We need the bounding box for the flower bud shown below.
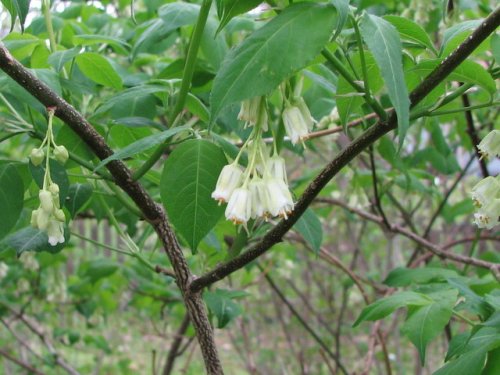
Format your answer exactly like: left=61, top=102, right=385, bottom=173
left=39, top=190, right=54, bottom=213
left=30, top=148, right=45, bottom=166
left=54, top=145, right=69, bottom=164
left=36, top=209, right=50, bottom=230
left=54, top=208, right=66, bottom=222
left=31, top=209, right=40, bottom=228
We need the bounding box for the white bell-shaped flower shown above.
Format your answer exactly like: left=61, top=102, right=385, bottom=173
left=473, top=199, right=500, bottom=229
left=212, top=164, right=243, bottom=205
left=294, top=97, right=315, bottom=131
left=249, top=177, right=272, bottom=219
left=268, top=154, right=288, bottom=184
left=283, top=105, right=309, bottom=145
left=238, top=97, right=261, bottom=125
left=225, top=187, right=252, bottom=224
left=266, top=178, right=294, bottom=219
left=47, top=219, right=65, bottom=246
left=478, top=130, right=500, bottom=159
left=471, top=176, right=500, bottom=207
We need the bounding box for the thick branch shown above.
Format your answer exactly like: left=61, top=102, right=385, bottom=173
left=190, top=7, right=500, bottom=293
left=0, top=46, right=223, bottom=374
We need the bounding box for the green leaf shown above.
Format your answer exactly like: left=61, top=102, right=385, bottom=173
left=329, top=0, right=350, bottom=38
left=0, top=164, right=24, bottom=240
left=13, top=0, right=30, bottom=31
left=353, top=291, right=432, bottom=327
left=4, top=227, right=68, bottom=255
left=75, top=52, right=122, bottom=89
left=383, top=15, right=436, bottom=53
left=160, top=139, right=228, bottom=251
left=446, top=278, right=495, bottom=319
left=336, top=50, right=383, bottom=126
left=483, top=348, right=500, bottom=375
left=384, top=267, right=458, bottom=287
left=204, top=289, right=244, bottom=328
left=72, top=34, right=131, bottom=53
left=210, top=2, right=337, bottom=122
left=402, top=289, right=457, bottom=364
left=1, top=0, right=17, bottom=31
left=294, top=209, right=323, bottom=254
left=410, top=59, right=495, bottom=96
left=441, top=20, right=482, bottom=55
left=216, top=0, right=261, bottom=34
left=94, top=126, right=190, bottom=171
left=360, top=13, right=410, bottom=147
left=29, top=159, right=69, bottom=207
left=82, top=259, right=119, bottom=283
left=94, top=85, right=167, bottom=116
left=47, top=48, right=81, bottom=72
left=65, top=183, right=93, bottom=218
left=433, top=349, right=487, bottom=375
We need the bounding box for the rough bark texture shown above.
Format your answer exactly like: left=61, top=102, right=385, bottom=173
left=0, top=45, right=223, bottom=375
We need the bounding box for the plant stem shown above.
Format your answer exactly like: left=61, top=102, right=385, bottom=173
left=42, top=0, right=57, bottom=53
left=134, top=0, right=213, bottom=180
left=321, top=49, right=388, bottom=120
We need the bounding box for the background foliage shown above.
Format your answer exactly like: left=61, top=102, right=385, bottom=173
left=0, top=0, right=499, bottom=374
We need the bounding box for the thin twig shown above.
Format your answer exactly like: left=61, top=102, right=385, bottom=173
left=162, top=314, right=191, bottom=375
left=0, top=348, right=45, bottom=375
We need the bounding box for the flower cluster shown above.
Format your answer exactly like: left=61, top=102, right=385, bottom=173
left=471, top=130, right=500, bottom=230
left=29, top=108, right=68, bottom=246
left=31, top=183, right=66, bottom=245
left=212, top=96, right=298, bottom=226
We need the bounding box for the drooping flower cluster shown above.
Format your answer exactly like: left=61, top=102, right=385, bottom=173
left=29, top=108, right=68, bottom=246
left=471, top=130, right=500, bottom=230
left=212, top=96, right=296, bottom=226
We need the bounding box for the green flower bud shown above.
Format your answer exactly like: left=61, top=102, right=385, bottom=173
left=49, top=183, right=60, bottom=208
left=36, top=209, right=50, bottom=230
left=53, top=145, right=69, bottom=164
left=54, top=208, right=66, bottom=222
left=30, top=148, right=45, bottom=166
left=30, top=209, right=40, bottom=228
left=39, top=190, right=54, bottom=213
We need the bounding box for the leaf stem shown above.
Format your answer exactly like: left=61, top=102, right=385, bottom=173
left=321, top=49, right=387, bottom=120
left=452, top=310, right=476, bottom=326
left=42, top=0, right=58, bottom=53
left=134, top=0, right=213, bottom=180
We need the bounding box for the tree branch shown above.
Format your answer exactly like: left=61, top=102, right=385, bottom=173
left=318, top=197, right=500, bottom=280
left=0, top=348, right=45, bottom=375
left=189, top=7, right=500, bottom=293
left=0, top=46, right=223, bottom=375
